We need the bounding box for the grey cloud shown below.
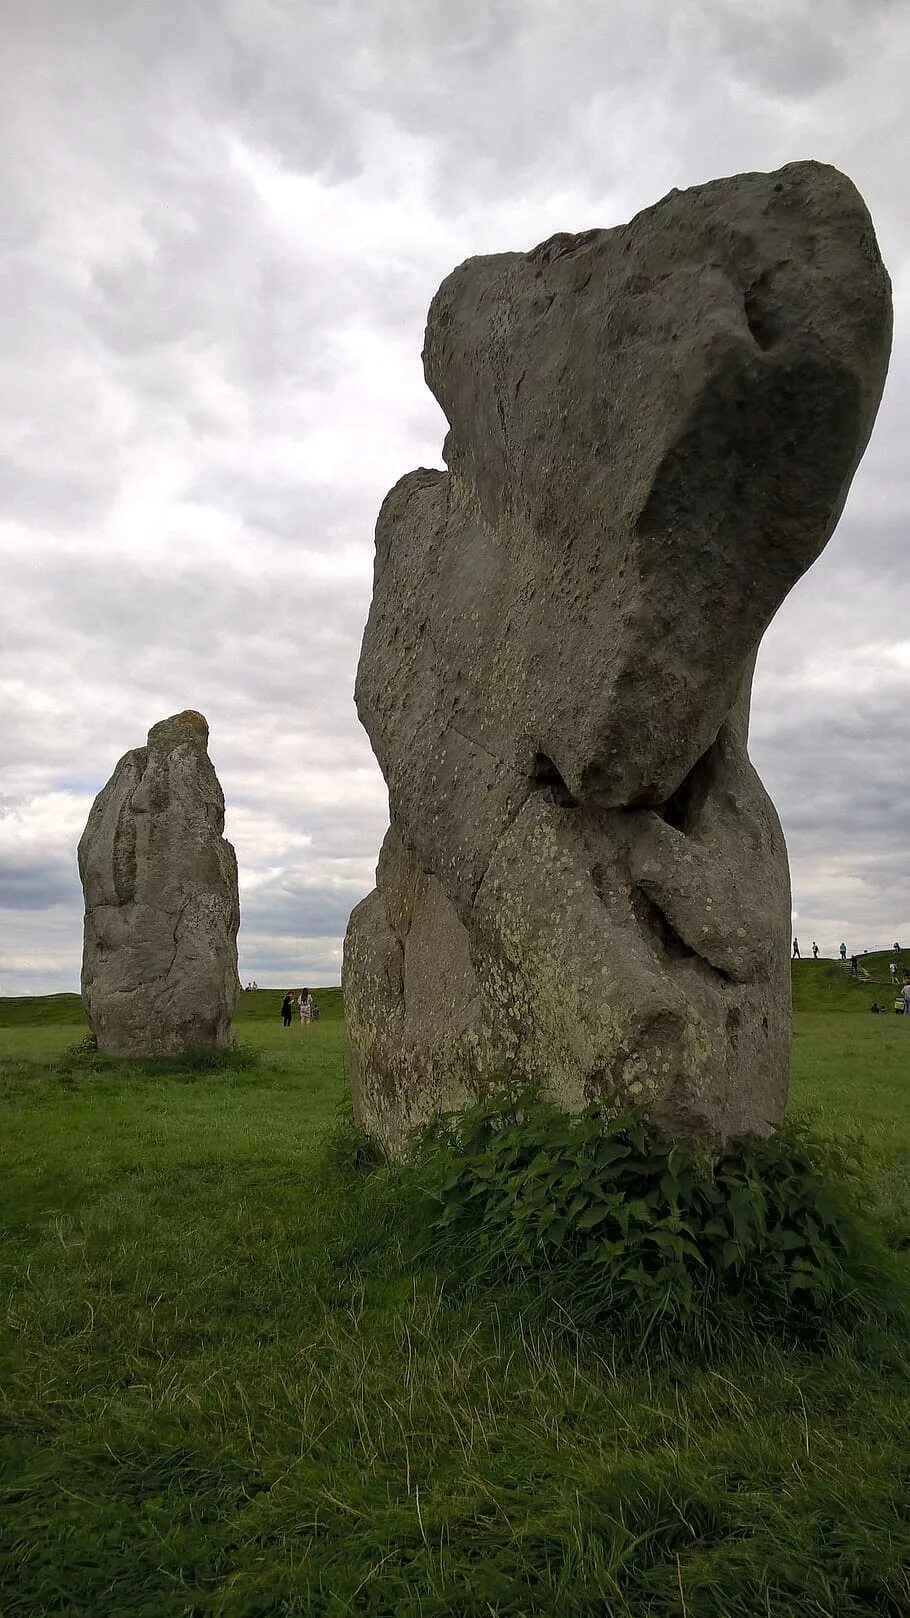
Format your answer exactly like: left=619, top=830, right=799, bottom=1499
left=694, top=1, right=851, bottom=98
left=0, top=459, right=110, bottom=528
left=239, top=876, right=366, bottom=941
left=751, top=670, right=910, bottom=948
left=0, top=858, right=80, bottom=912
left=754, top=691, right=910, bottom=841
left=236, top=942, right=344, bottom=990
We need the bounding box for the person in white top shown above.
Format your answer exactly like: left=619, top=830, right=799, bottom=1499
left=298, top=988, right=314, bottom=1025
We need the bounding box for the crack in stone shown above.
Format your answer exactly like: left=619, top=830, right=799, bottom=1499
left=632, top=880, right=734, bottom=985
left=468, top=787, right=532, bottom=909
left=165, top=896, right=193, bottom=984
left=449, top=721, right=509, bottom=766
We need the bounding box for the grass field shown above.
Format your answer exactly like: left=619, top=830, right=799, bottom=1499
left=1, top=958, right=909, bottom=1616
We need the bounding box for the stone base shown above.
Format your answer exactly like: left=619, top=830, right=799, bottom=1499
left=344, top=716, right=791, bottom=1157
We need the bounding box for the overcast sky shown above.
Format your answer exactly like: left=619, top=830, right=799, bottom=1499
left=1, top=0, right=907, bottom=995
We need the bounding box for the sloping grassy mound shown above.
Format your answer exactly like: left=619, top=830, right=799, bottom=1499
left=3, top=950, right=897, bottom=1030
left=0, top=993, right=86, bottom=1028
left=0, top=987, right=344, bottom=1032
left=234, top=986, right=344, bottom=1024
left=792, top=948, right=906, bottom=1012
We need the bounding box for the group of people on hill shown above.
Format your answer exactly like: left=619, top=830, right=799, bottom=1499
left=792, top=938, right=910, bottom=1014
left=281, top=989, right=318, bottom=1028
left=888, top=943, right=910, bottom=1016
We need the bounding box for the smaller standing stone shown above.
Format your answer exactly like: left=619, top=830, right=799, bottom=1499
left=78, top=711, right=240, bottom=1056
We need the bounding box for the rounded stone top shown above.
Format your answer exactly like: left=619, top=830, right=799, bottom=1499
left=147, top=710, right=210, bottom=749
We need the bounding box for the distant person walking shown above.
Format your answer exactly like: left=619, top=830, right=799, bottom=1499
left=890, top=962, right=899, bottom=985
left=792, top=937, right=800, bottom=959
left=840, top=942, right=847, bottom=963
left=850, top=955, right=859, bottom=979
left=812, top=941, right=819, bottom=959
left=298, top=988, right=314, bottom=1026
left=281, top=992, right=294, bottom=1028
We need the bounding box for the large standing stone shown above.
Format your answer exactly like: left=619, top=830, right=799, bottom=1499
left=78, top=711, right=240, bottom=1056
left=344, top=161, right=892, bottom=1155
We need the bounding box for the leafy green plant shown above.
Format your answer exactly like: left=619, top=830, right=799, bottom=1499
left=320, top=1095, right=387, bottom=1174
left=419, top=1086, right=873, bottom=1336
left=61, top=1033, right=98, bottom=1057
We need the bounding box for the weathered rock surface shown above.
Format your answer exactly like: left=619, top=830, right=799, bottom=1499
left=344, top=161, right=892, bottom=1155
left=79, top=711, right=240, bottom=1055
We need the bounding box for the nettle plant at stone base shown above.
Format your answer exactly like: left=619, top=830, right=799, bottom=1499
left=418, top=1087, right=866, bottom=1337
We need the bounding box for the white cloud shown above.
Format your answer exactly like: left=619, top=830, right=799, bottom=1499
left=0, top=0, right=908, bottom=993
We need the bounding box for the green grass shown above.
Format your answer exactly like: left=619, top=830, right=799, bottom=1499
left=1, top=976, right=909, bottom=1615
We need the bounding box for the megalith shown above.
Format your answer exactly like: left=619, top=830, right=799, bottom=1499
left=344, top=161, right=892, bottom=1155
left=78, top=711, right=240, bottom=1056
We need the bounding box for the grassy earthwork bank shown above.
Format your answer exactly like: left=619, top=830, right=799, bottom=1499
left=1, top=957, right=909, bottom=1616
